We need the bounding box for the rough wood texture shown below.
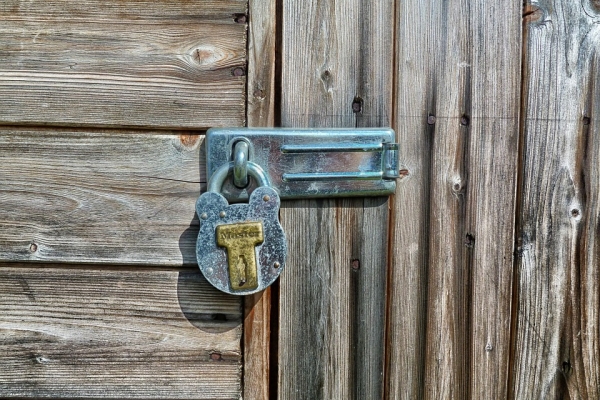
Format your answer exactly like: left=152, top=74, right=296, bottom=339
left=514, top=1, right=600, bottom=397
left=0, top=1, right=246, bottom=129
left=243, top=1, right=277, bottom=399
left=389, top=1, right=521, bottom=398
left=0, top=128, right=204, bottom=265
left=247, top=0, right=276, bottom=128
left=244, top=288, right=271, bottom=400
left=0, top=265, right=242, bottom=399
left=278, top=0, right=392, bottom=398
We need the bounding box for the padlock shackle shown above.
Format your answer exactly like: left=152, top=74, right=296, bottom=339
left=208, top=161, right=271, bottom=193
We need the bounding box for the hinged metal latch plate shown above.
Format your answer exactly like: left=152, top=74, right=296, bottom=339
left=206, top=127, right=399, bottom=202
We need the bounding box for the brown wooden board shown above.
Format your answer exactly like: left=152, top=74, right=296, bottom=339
left=278, top=0, right=392, bottom=399
left=0, top=128, right=203, bottom=265
left=513, top=1, right=600, bottom=397
left=243, top=0, right=277, bottom=398
left=388, top=0, right=521, bottom=398
left=0, top=1, right=246, bottom=129
left=0, top=265, right=241, bottom=399
left=0, top=1, right=247, bottom=399
left=247, top=0, right=276, bottom=129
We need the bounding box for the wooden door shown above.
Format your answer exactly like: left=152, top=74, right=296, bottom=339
left=2, top=0, right=600, bottom=399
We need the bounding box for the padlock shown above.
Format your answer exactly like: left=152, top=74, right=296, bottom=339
left=196, top=161, right=287, bottom=295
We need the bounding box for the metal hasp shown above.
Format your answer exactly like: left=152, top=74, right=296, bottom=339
left=206, top=127, right=399, bottom=202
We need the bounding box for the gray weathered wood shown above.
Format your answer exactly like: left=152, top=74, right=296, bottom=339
left=0, top=1, right=246, bottom=129
left=0, top=128, right=204, bottom=265
left=247, top=0, right=276, bottom=128
left=513, top=1, right=600, bottom=397
left=0, top=265, right=241, bottom=399
left=278, top=0, right=392, bottom=399
left=0, top=1, right=246, bottom=20
left=389, top=0, right=520, bottom=398
left=244, top=1, right=277, bottom=399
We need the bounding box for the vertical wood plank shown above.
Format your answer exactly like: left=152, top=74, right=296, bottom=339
left=467, top=2, right=521, bottom=399
left=247, top=0, right=276, bottom=128
left=389, top=0, right=520, bottom=398
left=278, top=0, right=392, bottom=398
left=353, top=2, right=394, bottom=397
left=244, top=1, right=277, bottom=399
left=514, top=1, right=600, bottom=397
left=244, top=289, right=271, bottom=400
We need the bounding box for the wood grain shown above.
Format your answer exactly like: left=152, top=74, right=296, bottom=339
left=0, top=128, right=204, bottom=265
left=278, top=0, right=392, bottom=398
left=0, top=265, right=241, bottom=399
left=0, top=1, right=246, bottom=21
left=244, top=288, right=271, bottom=400
left=247, top=0, right=276, bottom=128
left=513, top=1, right=600, bottom=397
left=389, top=0, right=521, bottom=398
left=0, top=1, right=246, bottom=129
left=244, top=1, right=277, bottom=399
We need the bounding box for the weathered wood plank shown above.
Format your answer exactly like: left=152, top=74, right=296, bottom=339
left=0, top=128, right=203, bottom=265
left=514, top=1, right=600, bottom=397
left=243, top=288, right=271, bottom=400
left=386, top=4, right=431, bottom=393
left=247, top=0, right=276, bottom=128
left=389, top=1, right=520, bottom=398
left=0, top=265, right=241, bottom=399
left=0, top=1, right=246, bottom=129
left=464, top=3, right=520, bottom=398
left=278, top=0, right=392, bottom=399
left=244, top=1, right=277, bottom=398
left=0, top=1, right=246, bottom=21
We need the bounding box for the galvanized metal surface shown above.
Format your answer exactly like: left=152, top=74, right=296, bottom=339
left=233, top=140, right=249, bottom=188
left=206, top=127, right=399, bottom=202
left=208, top=161, right=271, bottom=193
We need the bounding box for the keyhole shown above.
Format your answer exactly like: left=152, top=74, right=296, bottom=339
left=237, top=255, right=247, bottom=286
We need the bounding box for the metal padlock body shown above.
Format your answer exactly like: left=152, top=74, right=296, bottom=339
left=196, top=186, right=286, bottom=295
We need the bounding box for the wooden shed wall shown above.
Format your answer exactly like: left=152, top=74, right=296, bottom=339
left=273, top=0, right=600, bottom=397
left=0, top=0, right=599, bottom=399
